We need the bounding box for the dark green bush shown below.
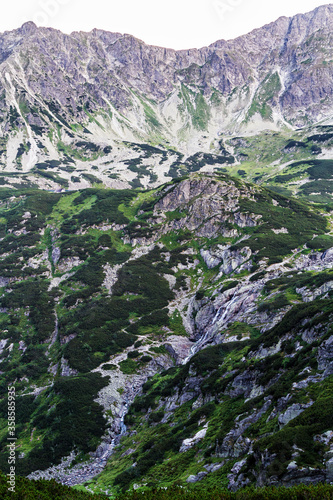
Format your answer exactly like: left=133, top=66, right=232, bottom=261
left=128, top=350, right=140, bottom=359
left=258, top=294, right=290, bottom=313
left=141, top=355, right=153, bottom=363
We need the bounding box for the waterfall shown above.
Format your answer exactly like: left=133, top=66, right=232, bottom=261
left=183, top=293, right=239, bottom=365
left=213, top=294, right=239, bottom=325
left=100, top=400, right=129, bottom=460
left=120, top=401, right=128, bottom=435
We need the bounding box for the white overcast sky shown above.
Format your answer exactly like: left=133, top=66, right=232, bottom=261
left=2, top=0, right=332, bottom=49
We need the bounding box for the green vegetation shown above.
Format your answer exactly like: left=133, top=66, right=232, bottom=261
left=89, top=286, right=333, bottom=493
left=235, top=188, right=327, bottom=263
left=118, top=484, right=333, bottom=499
left=0, top=473, right=107, bottom=499
left=1, top=172, right=333, bottom=494
left=0, top=474, right=332, bottom=499
left=247, top=73, right=281, bottom=121
left=178, top=86, right=211, bottom=131
left=0, top=373, right=108, bottom=475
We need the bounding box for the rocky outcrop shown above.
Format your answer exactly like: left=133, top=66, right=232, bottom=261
left=180, top=425, right=208, bottom=453
left=201, top=246, right=252, bottom=274
left=153, top=177, right=257, bottom=239
left=0, top=339, right=8, bottom=357
left=317, top=336, right=333, bottom=376
left=278, top=402, right=313, bottom=428
left=60, top=358, right=78, bottom=377
left=102, top=263, right=123, bottom=295
left=217, top=400, right=271, bottom=459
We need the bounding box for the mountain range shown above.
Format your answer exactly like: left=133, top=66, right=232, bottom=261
left=0, top=4, right=332, bottom=184
left=1, top=4, right=333, bottom=497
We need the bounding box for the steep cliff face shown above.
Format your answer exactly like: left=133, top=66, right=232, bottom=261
left=0, top=4, right=332, bottom=173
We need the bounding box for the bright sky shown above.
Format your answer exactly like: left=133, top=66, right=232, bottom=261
left=2, top=0, right=332, bottom=49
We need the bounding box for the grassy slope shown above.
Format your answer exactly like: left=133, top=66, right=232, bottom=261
left=0, top=174, right=332, bottom=494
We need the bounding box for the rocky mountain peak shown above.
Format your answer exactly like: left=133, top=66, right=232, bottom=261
left=17, top=21, right=38, bottom=37
left=0, top=6, right=333, bottom=183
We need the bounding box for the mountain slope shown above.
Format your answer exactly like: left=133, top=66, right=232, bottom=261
left=0, top=174, right=333, bottom=494
left=0, top=4, right=333, bottom=182
left=2, top=5, right=333, bottom=496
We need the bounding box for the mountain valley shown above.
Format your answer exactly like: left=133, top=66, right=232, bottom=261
left=1, top=5, right=333, bottom=497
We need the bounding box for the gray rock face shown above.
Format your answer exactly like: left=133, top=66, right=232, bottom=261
left=279, top=468, right=327, bottom=487
left=154, top=177, right=251, bottom=239
left=0, top=339, right=8, bottom=356
left=60, top=357, right=78, bottom=377
left=0, top=4, right=332, bottom=164
left=317, top=336, right=333, bottom=376
left=180, top=426, right=208, bottom=453
left=200, top=246, right=252, bottom=273
left=296, top=281, right=333, bottom=303
left=327, top=458, right=333, bottom=483
left=229, top=371, right=259, bottom=399
left=278, top=402, right=313, bottom=428
left=228, top=458, right=250, bottom=492
left=217, top=400, right=271, bottom=459
left=186, top=471, right=207, bottom=483
left=52, top=247, right=61, bottom=265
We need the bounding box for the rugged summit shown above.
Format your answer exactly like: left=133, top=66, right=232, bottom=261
left=0, top=4, right=333, bottom=168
